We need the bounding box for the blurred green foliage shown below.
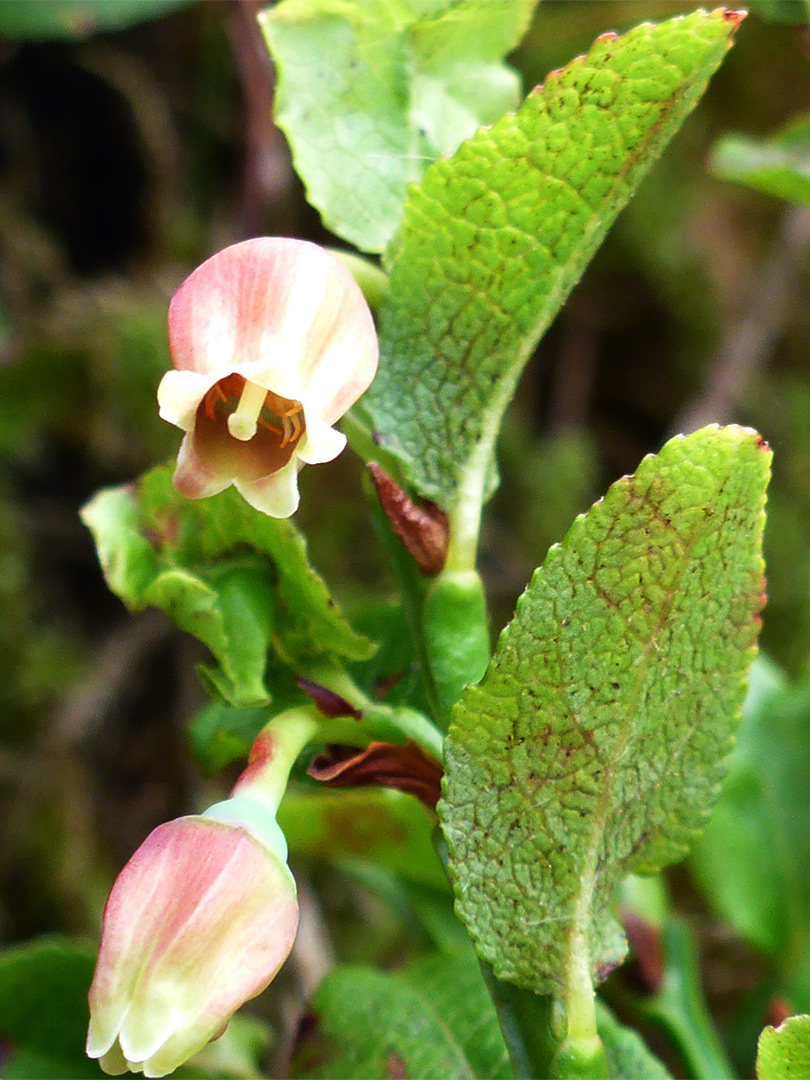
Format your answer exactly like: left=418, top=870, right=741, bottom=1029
left=2, top=1, right=810, bottom=1076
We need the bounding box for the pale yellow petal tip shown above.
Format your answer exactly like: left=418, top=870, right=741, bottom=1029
left=297, top=421, right=347, bottom=465
left=237, top=459, right=301, bottom=518
left=157, top=370, right=213, bottom=432
left=94, top=1040, right=131, bottom=1076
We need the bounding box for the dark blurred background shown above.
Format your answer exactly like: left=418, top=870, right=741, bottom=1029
left=0, top=0, right=809, bottom=1048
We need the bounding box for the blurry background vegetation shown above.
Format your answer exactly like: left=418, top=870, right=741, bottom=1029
left=1, top=0, right=810, bottom=1073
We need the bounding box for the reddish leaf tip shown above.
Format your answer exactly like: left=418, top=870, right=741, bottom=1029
left=721, top=8, right=747, bottom=28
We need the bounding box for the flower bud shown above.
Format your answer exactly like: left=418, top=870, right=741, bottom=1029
left=158, top=237, right=378, bottom=517
left=86, top=814, right=297, bottom=1077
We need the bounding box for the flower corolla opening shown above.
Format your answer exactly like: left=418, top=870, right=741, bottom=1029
left=85, top=815, right=298, bottom=1078
left=157, top=237, right=378, bottom=518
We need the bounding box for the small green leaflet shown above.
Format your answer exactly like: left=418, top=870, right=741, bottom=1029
left=364, top=8, right=743, bottom=514
left=81, top=465, right=373, bottom=707
left=440, top=426, right=770, bottom=993
left=261, top=0, right=537, bottom=253
left=757, top=1015, right=810, bottom=1080
left=711, top=114, right=810, bottom=207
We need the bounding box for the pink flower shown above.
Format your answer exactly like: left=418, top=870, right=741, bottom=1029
left=157, top=238, right=378, bottom=517
left=86, top=815, right=298, bottom=1077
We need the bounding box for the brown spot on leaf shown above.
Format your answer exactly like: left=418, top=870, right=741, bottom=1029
left=308, top=740, right=443, bottom=810
left=387, top=1053, right=407, bottom=1079
left=368, top=463, right=448, bottom=575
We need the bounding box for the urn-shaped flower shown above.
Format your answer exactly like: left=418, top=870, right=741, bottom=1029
left=158, top=237, right=378, bottom=517
left=86, top=815, right=298, bottom=1077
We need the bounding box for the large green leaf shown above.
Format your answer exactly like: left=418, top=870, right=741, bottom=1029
left=261, top=0, right=537, bottom=253
left=0, top=937, right=103, bottom=1079
left=690, top=656, right=810, bottom=1006
left=292, top=952, right=513, bottom=1079
left=364, top=9, right=742, bottom=514
left=711, top=115, right=810, bottom=206
left=440, top=426, right=770, bottom=994
left=81, top=465, right=373, bottom=707
left=757, top=1015, right=810, bottom=1080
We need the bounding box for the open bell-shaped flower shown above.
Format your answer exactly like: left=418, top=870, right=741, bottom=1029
left=85, top=810, right=297, bottom=1077
left=157, top=237, right=378, bottom=517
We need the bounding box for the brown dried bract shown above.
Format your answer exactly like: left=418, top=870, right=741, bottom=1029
left=308, top=739, right=443, bottom=810
left=368, top=463, right=448, bottom=575
left=621, top=909, right=664, bottom=994
left=296, top=677, right=362, bottom=719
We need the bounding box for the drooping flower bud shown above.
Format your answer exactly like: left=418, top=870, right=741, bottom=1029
left=87, top=708, right=321, bottom=1077
left=85, top=814, right=297, bottom=1077
left=157, top=238, right=378, bottom=518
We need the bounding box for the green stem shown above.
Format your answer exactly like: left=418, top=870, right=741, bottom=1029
left=422, top=567, right=491, bottom=729
left=230, top=705, right=321, bottom=816
left=641, top=920, right=736, bottom=1080
left=204, top=706, right=321, bottom=860
left=481, top=964, right=563, bottom=1080
left=300, top=658, right=444, bottom=762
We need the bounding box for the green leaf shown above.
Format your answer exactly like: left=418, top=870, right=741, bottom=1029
left=278, top=787, right=446, bottom=890
left=595, top=1000, right=672, bottom=1080
left=292, top=951, right=513, bottom=1080
left=748, top=0, right=810, bottom=24
left=0, top=0, right=191, bottom=40
left=757, top=1015, right=810, bottom=1080
left=81, top=465, right=373, bottom=707
left=440, top=425, right=770, bottom=995
left=690, top=655, right=810, bottom=1003
left=364, top=9, right=743, bottom=520
left=261, top=0, right=537, bottom=253
left=711, top=115, right=810, bottom=206
left=0, top=937, right=104, bottom=1079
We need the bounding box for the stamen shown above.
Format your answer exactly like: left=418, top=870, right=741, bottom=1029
left=204, top=382, right=228, bottom=421
left=227, top=380, right=268, bottom=441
